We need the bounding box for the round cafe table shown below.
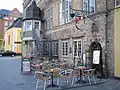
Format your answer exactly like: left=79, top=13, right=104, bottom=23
left=45, top=68, right=60, bottom=88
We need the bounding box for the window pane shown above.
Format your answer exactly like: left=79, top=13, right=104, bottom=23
left=74, top=41, right=77, bottom=56
left=52, top=42, right=58, bottom=56
left=50, top=18, right=52, bottom=28
left=26, top=21, right=32, bottom=30
left=62, top=41, right=68, bottom=56
left=83, top=0, right=89, bottom=15
left=78, top=41, right=82, bottom=56
left=69, top=0, right=72, bottom=21
left=35, top=22, right=39, bottom=29
left=116, top=0, right=120, bottom=6
left=60, top=1, right=63, bottom=24
left=73, top=40, right=82, bottom=57
left=62, top=42, right=65, bottom=55
left=46, top=7, right=52, bottom=29
left=89, top=0, right=95, bottom=14
left=62, top=0, right=65, bottom=11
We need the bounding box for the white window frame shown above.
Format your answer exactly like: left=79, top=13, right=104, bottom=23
left=59, top=0, right=71, bottom=25
left=52, top=42, right=58, bottom=56
left=73, top=39, right=82, bottom=58
left=34, top=20, right=40, bottom=30
left=62, top=41, right=69, bottom=57
left=115, top=0, right=120, bottom=7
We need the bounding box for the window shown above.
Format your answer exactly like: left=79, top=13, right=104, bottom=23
left=4, top=21, right=8, bottom=26
left=34, top=21, right=40, bottom=29
left=83, top=0, right=95, bottom=15
left=59, top=0, right=72, bottom=25
left=62, top=41, right=68, bottom=56
left=8, top=35, right=10, bottom=45
left=115, top=0, right=120, bottom=7
left=26, top=21, right=32, bottom=31
left=73, top=40, right=82, bottom=57
left=46, top=7, right=53, bottom=29
left=43, top=42, right=50, bottom=56
left=52, top=42, right=58, bottom=56
left=89, top=0, right=95, bottom=14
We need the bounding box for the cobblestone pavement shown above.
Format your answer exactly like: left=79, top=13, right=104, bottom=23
left=0, top=56, right=120, bottom=90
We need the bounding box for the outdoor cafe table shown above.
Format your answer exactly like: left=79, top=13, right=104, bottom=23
left=44, top=68, right=60, bottom=88
left=74, top=66, right=87, bottom=83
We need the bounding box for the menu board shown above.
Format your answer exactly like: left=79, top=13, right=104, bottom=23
left=22, top=58, right=31, bottom=72
left=93, top=50, right=100, bottom=64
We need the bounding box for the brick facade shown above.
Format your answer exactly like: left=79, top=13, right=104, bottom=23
left=42, top=0, right=114, bottom=76
left=23, top=0, right=114, bottom=77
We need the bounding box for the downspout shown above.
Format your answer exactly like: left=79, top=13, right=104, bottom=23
left=105, top=0, right=109, bottom=78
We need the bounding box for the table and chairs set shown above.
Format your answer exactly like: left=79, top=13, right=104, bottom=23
left=31, top=60, right=97, bottom=90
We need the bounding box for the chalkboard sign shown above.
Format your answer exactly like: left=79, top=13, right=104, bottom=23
left=21, top=57, right=31, bottom=74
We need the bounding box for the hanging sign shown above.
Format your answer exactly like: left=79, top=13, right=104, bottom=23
left=93, top=50, right=100, bottom=64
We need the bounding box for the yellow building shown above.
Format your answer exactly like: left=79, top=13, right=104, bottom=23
left=4, top=18, right=22, bottom=54
left=0, top=34, right=4, bottom=50
left=114, top=0, right=120, bottom=78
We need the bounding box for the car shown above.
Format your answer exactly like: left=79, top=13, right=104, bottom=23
left=0, top=51, right=16, bottom=57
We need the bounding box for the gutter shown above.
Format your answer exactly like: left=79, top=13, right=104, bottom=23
left=105, top=0, right=109, bottom=78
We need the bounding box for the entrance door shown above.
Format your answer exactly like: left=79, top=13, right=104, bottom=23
left=89, top=41, right=104, bottom=77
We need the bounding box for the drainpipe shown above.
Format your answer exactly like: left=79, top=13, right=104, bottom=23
left=105, top=0, right=109, bottom=78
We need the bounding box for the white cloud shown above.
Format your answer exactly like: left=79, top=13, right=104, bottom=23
left=0, top=0, right=23, bottom=13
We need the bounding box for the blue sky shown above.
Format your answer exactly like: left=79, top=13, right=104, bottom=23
left=0, top=0, right=23, bottom=13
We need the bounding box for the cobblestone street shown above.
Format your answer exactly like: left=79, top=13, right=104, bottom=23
left=0, top=57, right=120, bottom=90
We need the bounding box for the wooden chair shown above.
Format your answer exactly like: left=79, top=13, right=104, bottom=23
left=36, top=72, right=51, bottom=90
left=82, top=68, right=96, bottom=85
left=34, top=64, right=42, bottom=78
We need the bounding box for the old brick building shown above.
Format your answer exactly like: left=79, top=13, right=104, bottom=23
left=22, top=0, right=114, bottom=77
